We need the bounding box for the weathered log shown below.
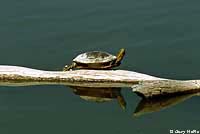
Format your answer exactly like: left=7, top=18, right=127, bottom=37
left=0, top=65, right=163, bottom=87
left=132, top=80, right=200, bottom=98
left=1, top=65, right=200, bottom=98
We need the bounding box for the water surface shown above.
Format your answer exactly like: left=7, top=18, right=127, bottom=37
left=0, top=0, right=200, bottom=133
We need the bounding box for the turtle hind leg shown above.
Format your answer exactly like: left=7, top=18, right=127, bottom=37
left=63, top=62, right=77, bottom=71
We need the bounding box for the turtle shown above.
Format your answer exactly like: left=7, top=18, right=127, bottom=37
left=63, top=48, right=125, bottom=71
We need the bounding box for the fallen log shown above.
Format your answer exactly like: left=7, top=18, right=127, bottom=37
left=0, top=65, right=200, bottom=98
left=0, top=65, right=163, bottom=87
left=132, top=80, right=200, bottom=98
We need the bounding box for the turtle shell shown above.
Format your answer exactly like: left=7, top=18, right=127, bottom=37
left=73, top=51, right=116, bottom=64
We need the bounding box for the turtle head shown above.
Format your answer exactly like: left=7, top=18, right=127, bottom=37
left=63, top=62, right=77, bottom=71
left=115, top=48, right=125, bottom=65
left=63, top=65, right=69, bottom=71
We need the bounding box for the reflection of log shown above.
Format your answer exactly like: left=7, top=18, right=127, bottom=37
left=133, top=92, right=200, bottom=117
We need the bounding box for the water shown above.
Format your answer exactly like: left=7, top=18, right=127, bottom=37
left=0, top=0, right=200, bottom=133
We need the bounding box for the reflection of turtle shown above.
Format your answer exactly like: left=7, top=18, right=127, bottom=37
left=70, top=86, right=126, bottom=110
left=63, top=48, right=125, bottom=71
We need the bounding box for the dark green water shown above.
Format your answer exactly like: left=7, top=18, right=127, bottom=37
left=0, top=0, right=200, bottom=133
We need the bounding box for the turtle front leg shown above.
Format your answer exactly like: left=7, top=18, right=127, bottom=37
left=63, top=62, right=77, bottom=71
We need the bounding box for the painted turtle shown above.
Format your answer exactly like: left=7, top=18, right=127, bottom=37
left=63, top=48, right=125, bottom=71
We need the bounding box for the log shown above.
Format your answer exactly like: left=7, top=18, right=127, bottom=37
left=0, top=65, right=163, bottom=87
left=0, top=65, right=200, bottom=98
left=132, top=80, right=200, bottom=98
